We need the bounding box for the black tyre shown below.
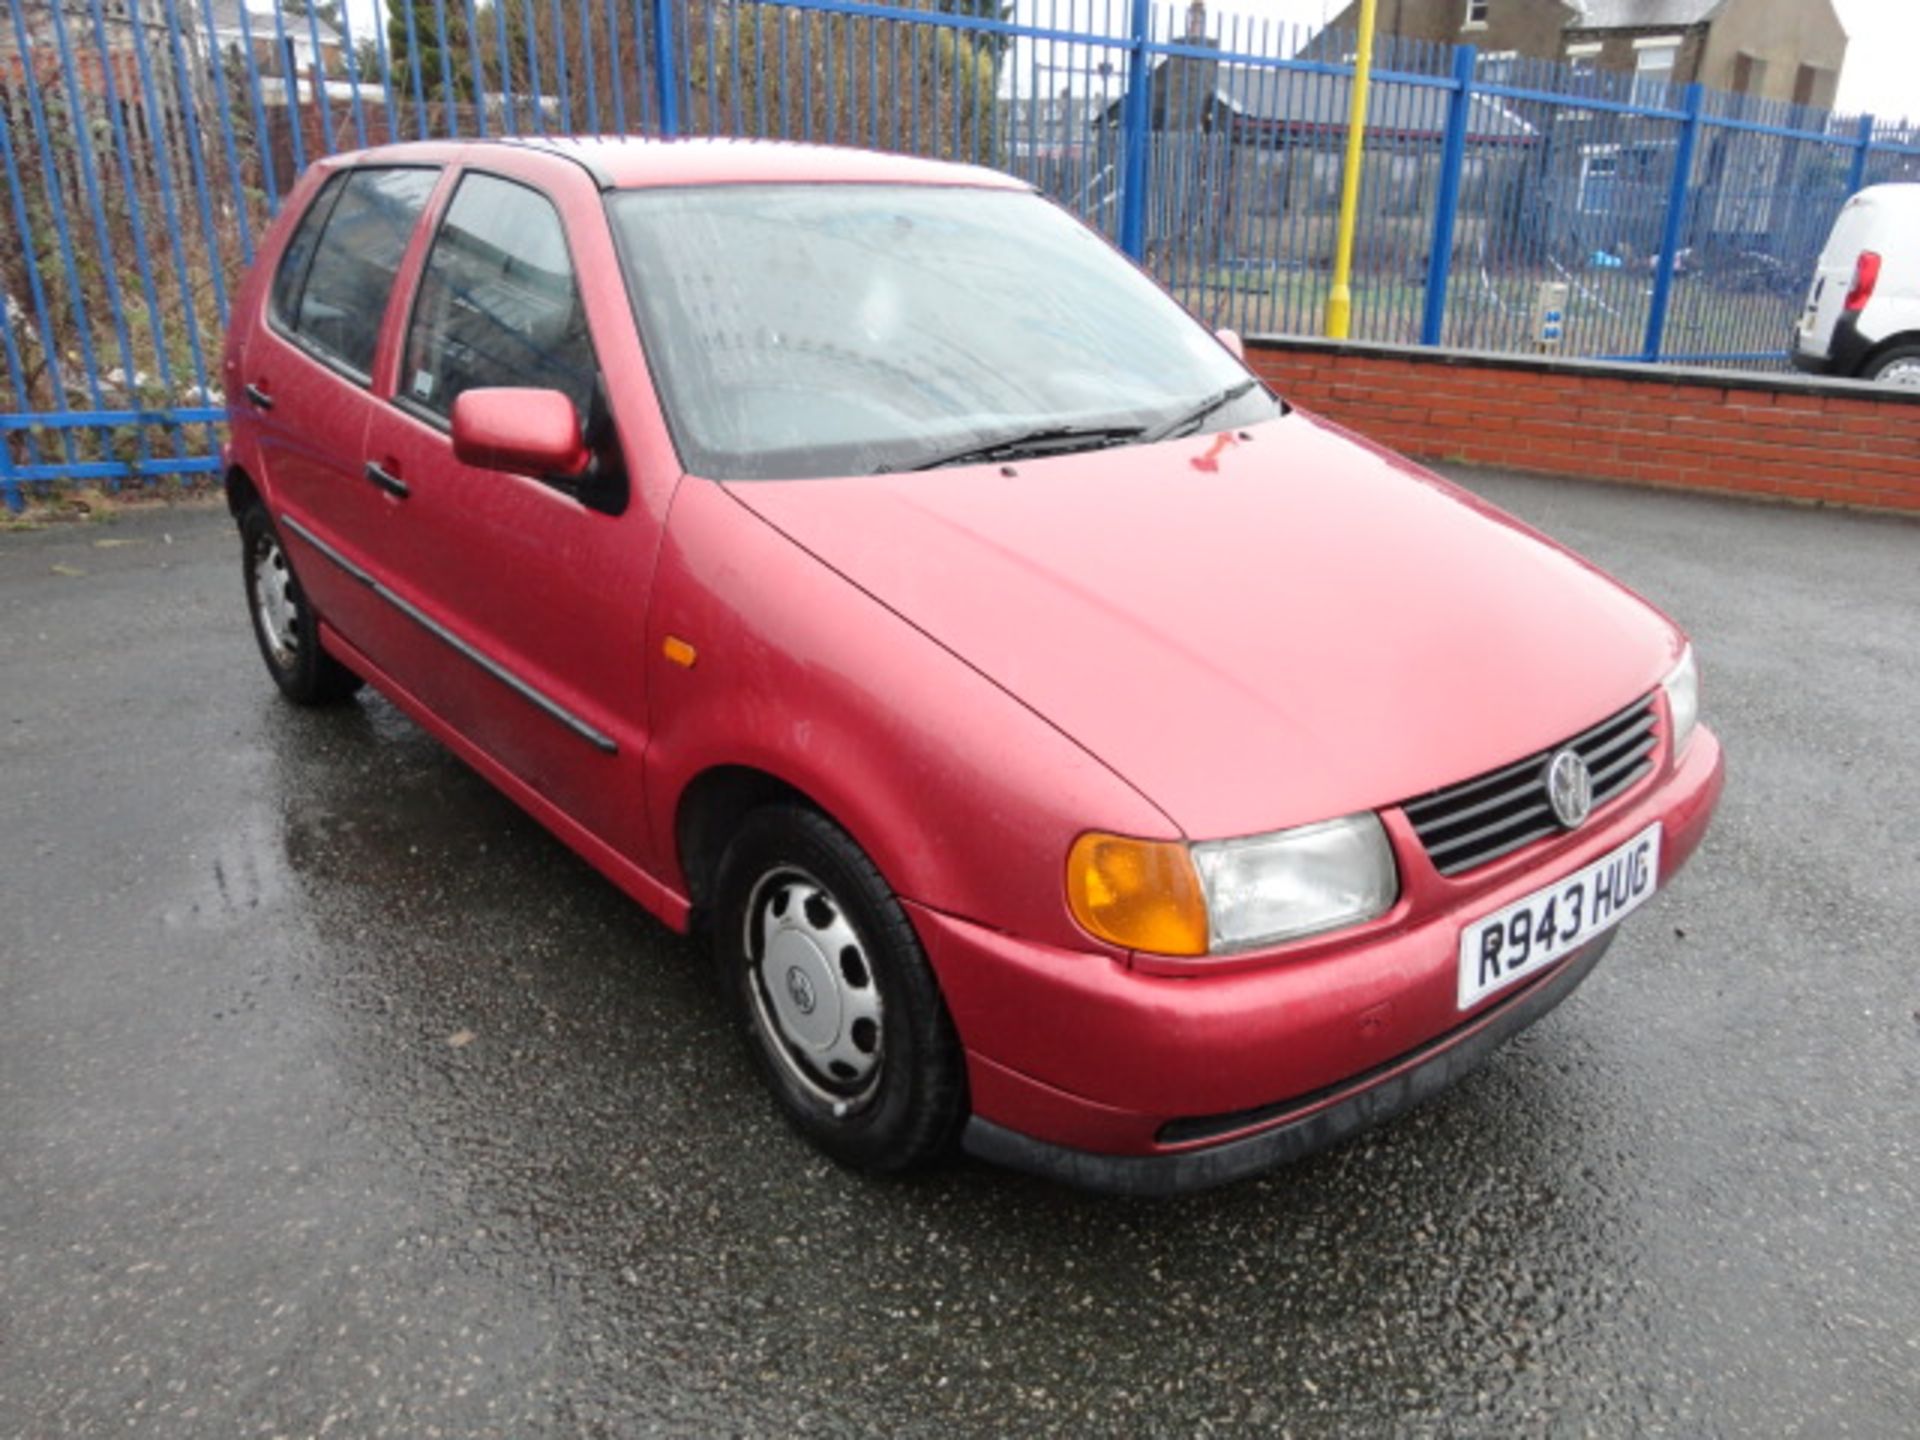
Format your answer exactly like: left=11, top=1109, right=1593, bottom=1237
left=1864, top=344, right=1920, bottom=390
left=711, top=804, right=966, bottom=1173
left=240, top=502, right=363, bottom=706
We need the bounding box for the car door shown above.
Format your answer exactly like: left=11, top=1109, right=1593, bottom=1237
left=354, top=163, right=660, bottom=864
left=242, top=163, right=443, bottom=670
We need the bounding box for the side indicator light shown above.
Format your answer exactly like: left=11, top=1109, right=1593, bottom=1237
left=1066, top=832, right=1209, bottom=957
left=662, top=636, right=698, bottom=668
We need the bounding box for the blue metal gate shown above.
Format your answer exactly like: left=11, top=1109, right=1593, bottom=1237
left=3, top=0, right=1917, bottom=506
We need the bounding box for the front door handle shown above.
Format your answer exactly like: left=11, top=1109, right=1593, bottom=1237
left=243, top=382, right=274, bottom=410
left=364, top=460, right=409, bottom=499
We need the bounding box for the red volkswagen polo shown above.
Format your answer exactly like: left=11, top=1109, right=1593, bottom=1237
left=224, top=138, right=1722, bottom=1194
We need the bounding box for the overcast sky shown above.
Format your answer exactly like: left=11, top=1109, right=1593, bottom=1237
left=1829, top=0, right=1919, bottom=118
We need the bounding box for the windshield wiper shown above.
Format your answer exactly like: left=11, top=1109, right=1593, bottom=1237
left=893, top=385, right=1269, bottom=473
left=1140, top=379, right=1265, bottom=444
left=902, top=422, right=1146, bottom=472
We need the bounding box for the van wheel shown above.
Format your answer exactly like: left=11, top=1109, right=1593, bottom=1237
left=1866, top=345, right=1920, bottom=389
left=240, top=503, right=363, bottom=706
left=711, top=804, right=966, bottom=1173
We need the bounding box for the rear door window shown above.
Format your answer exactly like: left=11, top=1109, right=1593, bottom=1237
left=275, top=166, right=439, bottom=381
left=399, top=171, right=598, bottom=423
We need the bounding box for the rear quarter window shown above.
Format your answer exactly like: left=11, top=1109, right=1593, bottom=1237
left=271, top=166, right=439, bottom=381
left=269, top=171, right=345, bottom=327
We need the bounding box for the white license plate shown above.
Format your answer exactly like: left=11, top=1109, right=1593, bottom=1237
left=1457, top=823, right=1661, bottom=1010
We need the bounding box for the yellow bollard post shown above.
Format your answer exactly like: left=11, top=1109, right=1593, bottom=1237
left=1324, top=0, right=1378, bottom=339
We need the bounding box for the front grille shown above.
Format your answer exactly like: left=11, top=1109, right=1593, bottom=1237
left=1402, top=695, right=1658, bottom=877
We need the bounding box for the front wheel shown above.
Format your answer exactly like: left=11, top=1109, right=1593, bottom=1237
left=711, top=805, right=966, bottom=1173
left=240, top=502, right=363, bottom=706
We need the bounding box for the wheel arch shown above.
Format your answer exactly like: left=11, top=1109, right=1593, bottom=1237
left=674, top=764, right=820, bottom=920
left=645, top=477, right=1176, bottom=955
left=1855, top=331, right=1920, bottom=380
left=225, top=462, right=261, bottom=519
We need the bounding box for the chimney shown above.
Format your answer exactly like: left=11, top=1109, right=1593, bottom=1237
left=1186, top=0, right=1208, bottom=41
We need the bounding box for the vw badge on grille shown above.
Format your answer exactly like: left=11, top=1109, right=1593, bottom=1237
left=1545, top=748, right=1594, bottom=829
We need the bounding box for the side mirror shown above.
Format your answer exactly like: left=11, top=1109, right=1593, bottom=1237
left=451, top=388, right=590, bottom=477
left=1215, top=328, right=1246, bottom=362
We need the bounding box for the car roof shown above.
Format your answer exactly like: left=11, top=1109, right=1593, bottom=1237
left=327, top=135, right=1030, bottom=193
left=1853, top=182, right=1920, bottom=213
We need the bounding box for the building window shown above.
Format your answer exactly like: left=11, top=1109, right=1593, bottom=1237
left=1479, top=51, right=1516, bottom=86
left=1732, top=51, right=1768, bottom=97
left=1578, top=144, right=1659, bottom=216
left=1633, top=40, right=1679, bottom=104
left=1463, top=1, right=1489, bottom=30
left=1578, top=151, right=1618, bottom=214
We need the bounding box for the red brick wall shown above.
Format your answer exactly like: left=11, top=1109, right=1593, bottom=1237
left=1246, top=339, right=1920, bottom=515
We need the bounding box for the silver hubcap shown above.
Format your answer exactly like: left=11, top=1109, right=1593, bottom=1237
left=252, top=534, right=300, bottom=669
left=1875, top=358, right=1920, bottom=390
left=745, top=869, right=884, bottom=1109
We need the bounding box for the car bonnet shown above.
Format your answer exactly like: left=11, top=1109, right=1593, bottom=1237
left=723, top=410, right=1683, bottom=841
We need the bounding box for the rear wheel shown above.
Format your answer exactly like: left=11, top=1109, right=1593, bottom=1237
left=240, top=502, right=362, bottom=706
left=1865, top=344, right=1920, bottom=390
left=711, top=804, right=966, bottom=1173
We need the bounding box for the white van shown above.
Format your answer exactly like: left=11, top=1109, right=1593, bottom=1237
left=1792, top=183, right=1920, bottom=388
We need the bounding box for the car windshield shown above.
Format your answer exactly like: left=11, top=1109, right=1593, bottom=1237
left=605, top=183, right=1274, bottom=479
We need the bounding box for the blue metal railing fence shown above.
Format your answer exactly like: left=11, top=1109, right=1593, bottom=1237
left=3, top=0, right=1918, bottom=506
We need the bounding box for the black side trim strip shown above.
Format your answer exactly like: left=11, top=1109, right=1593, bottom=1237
left=961, top=928, right=1619, bottom=1197
left=285, top=514, right=374, bottom=585
left=280, top=513, right=618, bottom=754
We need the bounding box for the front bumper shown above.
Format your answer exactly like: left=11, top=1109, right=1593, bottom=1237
left=963, top=927, right=1616, bottom=1197
left=911, top=725, right=1723, bottom=1193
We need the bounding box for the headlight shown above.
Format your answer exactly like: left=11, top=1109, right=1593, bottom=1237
left=1067, top=814, right=1399, bottom=958
left=1661, top=644, right=1699, bottom=758
left=1193, top=814, right=1399, bottom=952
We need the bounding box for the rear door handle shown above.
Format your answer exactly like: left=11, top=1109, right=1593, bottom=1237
left=243, top=382, right=274, bottom=410
left=364, top=461, right=409, bottom=499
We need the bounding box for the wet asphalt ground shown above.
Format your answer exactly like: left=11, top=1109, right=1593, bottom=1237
left=2, top=470, right=1916, bottom=1437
